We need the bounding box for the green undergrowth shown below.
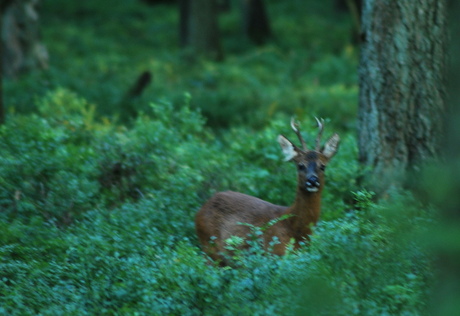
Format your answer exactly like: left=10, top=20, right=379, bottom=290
left=0, top=90, right=434, bottom=315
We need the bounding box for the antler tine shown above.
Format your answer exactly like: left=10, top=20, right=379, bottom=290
left=315, top=117, right=325, bottom=151
left=290, top=117, right=307, bottom=151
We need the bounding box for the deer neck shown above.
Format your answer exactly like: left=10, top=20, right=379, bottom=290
left=286, top=187, right=322, bottom=238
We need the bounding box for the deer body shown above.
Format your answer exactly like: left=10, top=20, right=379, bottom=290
left=195, top=118, right=340, bottom=264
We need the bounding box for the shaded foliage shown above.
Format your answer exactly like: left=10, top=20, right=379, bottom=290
left=0, top=90, right=433, bottom=315
left=4, top=0, right=357, bottom=128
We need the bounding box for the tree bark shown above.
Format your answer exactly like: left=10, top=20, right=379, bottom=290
left=179, top=0, right=222, bottom=60
left=358, top=0, right=447, bottom=193
left=1, top=0, right=48, bottom=78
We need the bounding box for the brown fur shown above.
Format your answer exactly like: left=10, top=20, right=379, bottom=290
left=195, top=123, right=339, bottom=265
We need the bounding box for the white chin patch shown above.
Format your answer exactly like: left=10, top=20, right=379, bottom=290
left=307, top=187, right=319, bottom=193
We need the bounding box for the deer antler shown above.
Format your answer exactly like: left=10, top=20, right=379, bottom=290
left=290, top=117, right=307, bottom=151
left=315, top=117, right=324, bottom=151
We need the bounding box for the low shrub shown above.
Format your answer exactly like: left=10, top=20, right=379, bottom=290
left=0, top=92, right=432, bottom=315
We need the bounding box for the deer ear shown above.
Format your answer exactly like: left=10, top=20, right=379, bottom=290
left=278, top=135, right=298, bottom=161
left=322, top=133, right=340, bottom=159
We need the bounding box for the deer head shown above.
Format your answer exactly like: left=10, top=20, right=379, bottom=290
left=278, top=117, right=340, bottom=193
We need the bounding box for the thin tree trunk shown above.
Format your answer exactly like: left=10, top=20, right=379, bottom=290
left=180, top=0, right=222, bottom=60
left=358, top=0, right=447, bottom=193
left=0, top=0, right=14, bottom=125
left=179, top=0, right=189, bottom=48
left=241, top=0, right=272, bottom=45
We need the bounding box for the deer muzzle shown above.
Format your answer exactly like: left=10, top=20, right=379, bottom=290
left=306, top=175, right=320, bottom=192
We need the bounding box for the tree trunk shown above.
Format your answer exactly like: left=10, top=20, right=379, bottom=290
left=2, top=0, right=48, bottom=78
left=335, top=0, right=362, bottom=26
left=358, top=0, right=447, bottom=193
left=0, top=0, right=14, bottom=125
left=179, top=0, right=189, bottom=48
left=241, top=0, right=272, bottom=45
left=179, top=0, right=222, bottom=60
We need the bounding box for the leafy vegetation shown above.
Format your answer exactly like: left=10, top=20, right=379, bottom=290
left=1, top=0, right=436, bottom=314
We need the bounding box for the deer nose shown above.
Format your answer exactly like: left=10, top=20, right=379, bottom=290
left=306, top=176, right=320, bottom=192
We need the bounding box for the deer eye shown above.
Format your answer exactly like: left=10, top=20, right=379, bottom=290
left=298, top=163, right=306, bottom=170
left=319, top=164, right=326, bottom=171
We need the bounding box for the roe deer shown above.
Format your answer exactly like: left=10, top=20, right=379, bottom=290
left=195, top=118, right=340, bottom=264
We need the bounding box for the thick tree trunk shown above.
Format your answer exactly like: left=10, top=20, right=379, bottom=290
left=1, top=0, right=48, bottom=78
left=358, top=0, right=447, bottom=192
left=179, top=0, right=222, bottom=60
